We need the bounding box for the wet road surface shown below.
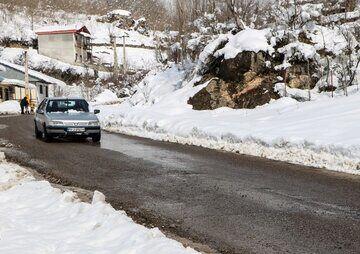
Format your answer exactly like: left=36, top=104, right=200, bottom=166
left=1, top=115, right=360, bottom=254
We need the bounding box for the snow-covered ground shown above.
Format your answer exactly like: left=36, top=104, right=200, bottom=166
left=92, top=46, right=160, bottom=71
left=0, top=6, right=156, bottom=48
left=94, top=66, right=360, bottom=175
left=0, top=47, right=110, bottom=80
left=0, top=153, right=198, bottom=254
left=0, top=101, right=21, bottom=115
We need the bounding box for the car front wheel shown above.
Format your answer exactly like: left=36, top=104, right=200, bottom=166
left=92, top=133, right=101, bottom=143
left=42, top=125, right=52, bottom=142
left=34, top=123, right=42, bottom=139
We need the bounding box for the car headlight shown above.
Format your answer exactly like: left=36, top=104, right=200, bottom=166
left=49, top=120, right=64, bottom=126
left=88, top=120, right=100, bottom=126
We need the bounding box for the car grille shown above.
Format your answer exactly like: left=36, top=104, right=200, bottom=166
left=63, top=121, right=89, bottom=126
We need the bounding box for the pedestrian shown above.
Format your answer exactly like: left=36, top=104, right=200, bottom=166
left=20, top=96, right=29, bottom=115
left=26, top=96, right=31, bottom=114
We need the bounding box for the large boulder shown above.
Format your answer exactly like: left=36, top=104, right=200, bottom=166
left=207, top=51, right=270, bottom=83
left=188, top=74, right=279, bottom=110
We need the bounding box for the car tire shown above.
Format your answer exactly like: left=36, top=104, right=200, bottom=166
left=42, top=125, right=52, bottom=142
left=92, top=133, right=101, bottom=143
left=34, top=123, right=42, bottom=139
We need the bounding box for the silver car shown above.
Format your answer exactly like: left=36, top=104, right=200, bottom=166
left=34, top=98, right=101, bottom=142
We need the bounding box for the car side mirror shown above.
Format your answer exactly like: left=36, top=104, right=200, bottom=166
left=37, top=109, right=44, bottom=114
left=94, top=109, right=100, bottom=114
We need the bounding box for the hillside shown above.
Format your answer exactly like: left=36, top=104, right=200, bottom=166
left=0, top=1, right=359, bottom=173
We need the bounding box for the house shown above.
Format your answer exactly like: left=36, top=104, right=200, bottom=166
left=0, top=60, right=65, bottom=103
left=35, top=25, right=92, bottom=64
left=0, top=76, right=37, bottom=103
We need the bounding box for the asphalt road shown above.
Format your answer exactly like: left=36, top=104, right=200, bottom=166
left=0, top=115, right=360, bottom=254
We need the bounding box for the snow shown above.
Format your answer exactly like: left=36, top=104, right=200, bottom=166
left=278, top=42, right=318, bottom=60
left=92, top=46, right=160, bottom=70
left=97, top=66, right=360, bottom=175
left=0, top=5, right=156, bottom=48
left=91, top=89, right=121, bottom=106
left=0, top=154, right=199, bottom=254
left=109, top=9, right=132, bottom=17
left=0, top=48, right=110, bottom=81
left=0, top=100, right=21, bottom=115
left=198, top=34, right=229, bottom=63
left=0, top=57, right=67, bottom=87
left=0, top=78, right=36, bottom=89
left=35, top=24, right=86, bottom=34
left=309, top=25, right=348, bottom=55
left=215, top=29, right=274, bottom=60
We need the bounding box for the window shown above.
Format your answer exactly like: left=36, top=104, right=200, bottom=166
left=46, top=99, right=89, bottom=113
left=39, top=85, right=43, bottom=94
left=45, top=86, right=49, bottom=97
left=37, top=99, right=46, bottom=112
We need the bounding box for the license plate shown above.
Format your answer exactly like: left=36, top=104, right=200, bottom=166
left=68, top=127, right=85, bottom=132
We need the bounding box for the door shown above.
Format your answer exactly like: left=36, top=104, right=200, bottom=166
left=35, top=99, right=47, bottom=131
left=4, top=88, right=9, bottom=101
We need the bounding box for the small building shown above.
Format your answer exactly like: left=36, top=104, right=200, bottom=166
left=0, top=76, right=37, bottom=103
left=0, top=60, right=64, bottom=103
left=35, top=25, right=92, bottom=64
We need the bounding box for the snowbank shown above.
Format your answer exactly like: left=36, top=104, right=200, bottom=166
left=91, top=89, right=121, bottom=106
left=0, top=154, right=198, bottom=254
left=0, top=100, right=21, bottom=115
left=97, top=66, right=360, bottom=175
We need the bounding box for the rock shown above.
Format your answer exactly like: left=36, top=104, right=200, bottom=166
left=188, top=75, right=279, bottom=110
left=243, top=71, right=257, bottom=83
left=233, top=76, right=280, bottom=109
left=188, top=78, right=238, bottom=110
left=289, top=75, right=312, bottom=89
left=216, top=51, right=269, bottom=82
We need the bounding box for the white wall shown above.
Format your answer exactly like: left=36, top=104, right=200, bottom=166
left=38, top=34, right=76, bottom=63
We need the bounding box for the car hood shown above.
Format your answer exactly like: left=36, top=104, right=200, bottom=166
left=47, top=112, right=99, bottom=121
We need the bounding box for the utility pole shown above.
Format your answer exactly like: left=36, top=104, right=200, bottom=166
left=284, top=68, right=288, bottom=97
left=24, top=50, right=29, bottom=98
left=330, top=69, right=334, bottom=98
left=120, top=32, right=129, bottom=75
left=111, top=34, right=119, bottom=77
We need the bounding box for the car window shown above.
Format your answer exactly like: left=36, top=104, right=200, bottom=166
left=37, top=99, right=46, bottom=112
left=46, top=100, right=89, bottom=113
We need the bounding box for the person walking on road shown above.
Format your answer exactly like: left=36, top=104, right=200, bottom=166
left=20, top=96, right=29, bottom=115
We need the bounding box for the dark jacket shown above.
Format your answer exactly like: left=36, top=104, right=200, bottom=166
left=20, top=97, right=29, bottom=107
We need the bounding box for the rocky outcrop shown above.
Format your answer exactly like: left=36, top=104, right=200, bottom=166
left=188, top=74, right=279, bottom=110
left=287, top=63, right=318, bottom=89
left=205, top=51, right=270, bottom=83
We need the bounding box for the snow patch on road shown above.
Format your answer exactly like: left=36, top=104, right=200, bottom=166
left=0, top=153, right=199, bottom=254
left=0, top=100, right=21, bottom=115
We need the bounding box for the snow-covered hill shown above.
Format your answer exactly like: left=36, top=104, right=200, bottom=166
left=0, top=5, right=161, bottom=72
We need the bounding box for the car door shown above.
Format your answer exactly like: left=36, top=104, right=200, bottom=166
left=35, top=99, right=47, bottom=131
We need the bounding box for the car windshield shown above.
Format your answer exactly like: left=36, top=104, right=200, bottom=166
left=46, top=99, right=89, bottom=113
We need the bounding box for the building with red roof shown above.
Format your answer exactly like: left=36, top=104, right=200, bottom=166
left=36, top=25, right=92, bottom=64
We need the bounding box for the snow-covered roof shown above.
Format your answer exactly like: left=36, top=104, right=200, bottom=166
left=0, top=60, right=66, bottom=87
left=35, top=24, right=90, bottom=35
left=0, top=75, right=36, bottom=88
